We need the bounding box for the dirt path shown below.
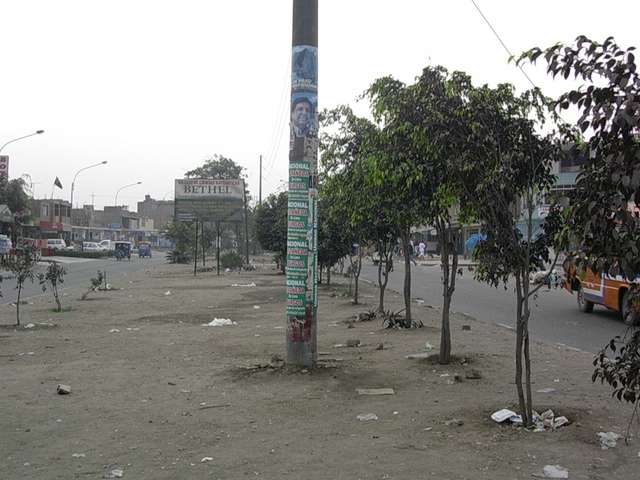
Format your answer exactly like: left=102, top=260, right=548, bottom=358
left=1, top=260, right=638, bottom=479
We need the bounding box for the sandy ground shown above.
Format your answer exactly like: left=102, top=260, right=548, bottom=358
left=1, top=257, right=639, bottom=480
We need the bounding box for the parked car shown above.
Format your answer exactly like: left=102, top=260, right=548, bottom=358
left=83, top=241, right=107, bottom=252
left=98, top=240, right=114, bottom=250
left=46, top=239, right=67, bottom=250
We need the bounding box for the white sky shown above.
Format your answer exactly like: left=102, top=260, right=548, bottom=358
left=2, top=0, right=639, bottom=211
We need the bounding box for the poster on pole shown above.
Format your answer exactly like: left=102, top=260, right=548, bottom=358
left=174, top=178, right=245, bottom=222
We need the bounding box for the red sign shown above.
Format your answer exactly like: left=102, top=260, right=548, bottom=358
left=0, top=155, right=8, bottom=180
left=39, top=221, right=65, bottom=232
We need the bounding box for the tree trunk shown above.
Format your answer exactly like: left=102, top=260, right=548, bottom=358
left=401, top=229, right=412, bottom=327
left=438, top=223, right=459, bottom=364
left=16, top=283, right=22, bottom=326
left=376, top=246, right=392, bottom=313
left=352, top=250, right=362, bottom=305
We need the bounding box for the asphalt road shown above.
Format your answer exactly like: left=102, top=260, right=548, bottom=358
left=0, top=252, right=167, bottom=306
left=359, top=258, right=634, bottom=355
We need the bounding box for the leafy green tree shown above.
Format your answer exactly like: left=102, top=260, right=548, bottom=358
left=320, top=105, right=397, bottom=310
left=518, top=36, right=640, bottom=281
left=5, top=246, right=39, bottom=325
left=254, top=191, right=288, bottom=273
left=450, top=82, right=569, bottom=427
left=184, top=154, right=246, bottom=180
left=0, top=177, right=33, bottom=241
left=518, top=36, right=640, bottom=412
left=38, top=261, right=67, bottom=311
left=317, top=196, right=354, bottom=287
left=368, top=67, right=470, bottom=359
left=364, top=75, right=443, bottom=327
left=161, top=220, right=196, bottom=249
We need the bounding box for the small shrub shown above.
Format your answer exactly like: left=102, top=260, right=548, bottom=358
left=38, top=261, right=67, bottom=311
left=330, top=290, right=353, bottom=298
left=166, top=245, right=191, bottom=264
left=220, top=251, right=244, bottom=270
left=82, top=270, right=105, bottom=300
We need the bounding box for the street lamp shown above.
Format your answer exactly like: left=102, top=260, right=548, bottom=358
left=115, top=181, right=142, bottom=206
left=0, top=130, right=44, bottom=153
left=162, top=190, right=174, bottom=201
left=70, top=161, right=108, bottom=208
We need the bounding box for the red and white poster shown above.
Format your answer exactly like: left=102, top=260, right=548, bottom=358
left=0, top=155, right=8, bottom=180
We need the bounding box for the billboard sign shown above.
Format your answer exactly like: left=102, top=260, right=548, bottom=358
left=174, top=178, right=245, bottom=223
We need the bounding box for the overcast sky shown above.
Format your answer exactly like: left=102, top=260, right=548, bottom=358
left=2, top=0, right=638, bottom=211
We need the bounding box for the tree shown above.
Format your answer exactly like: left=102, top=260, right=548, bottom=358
left=363, top=79, right=435, bottom=327
left=161, top=221, right=196, bottom=256
left=320, top=105, right=396, bottom=310
left=5, top=246, right=39, bottom=325
left=518, top=36, right=640, bottom=412
left=0, top=177, right=33, bottom=241
left=393, top=67, right=470, bottom=361
left=317, top=196, right=354, bottom=287
left=450, top=82, right=569, bottom=427
left=38, top=261, right=67, bottom=312
left=184, top=154, right=246, bottom=181
left=254, top=191, right=288, bottom=273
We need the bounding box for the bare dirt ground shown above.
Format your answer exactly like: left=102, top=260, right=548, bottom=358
left=1, top=257, right=639, bottom=479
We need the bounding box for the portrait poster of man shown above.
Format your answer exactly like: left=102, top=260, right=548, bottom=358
left=291, top=94, right=317, bottom=138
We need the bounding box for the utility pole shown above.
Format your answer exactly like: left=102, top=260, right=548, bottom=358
left=259, top=154, right=262, bottom=205
left=285, top=0, right=318, bottom=367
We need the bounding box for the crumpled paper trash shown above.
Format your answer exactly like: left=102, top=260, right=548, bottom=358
left=532, top=465, right=569, bottom=478
left=598, top=431, right=622, bottom=449
left=202, top=318, right=237, bottom=327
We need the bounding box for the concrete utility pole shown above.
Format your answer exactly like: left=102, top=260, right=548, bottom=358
left=285, top=0, right=318, bottom=367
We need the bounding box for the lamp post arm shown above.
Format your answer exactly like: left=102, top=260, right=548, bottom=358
left=70, top=161, right=107, bottom=208
left=0, top=130, right=44, bottom=154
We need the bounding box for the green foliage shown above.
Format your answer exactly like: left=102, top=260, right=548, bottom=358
left=166, top=245, right=191, bottom=264
left=161, top=221, right=196, bottom=251
left=184, top=154, right=246, bottom=180
left=82, top=270, right=105, bottom=300
left=330, top=290, right=352, bottom=298
left=317, top=195, right=355, bottom=281
left=519, top=36, right=640, bottom=414
left=253, top=191, right=288, bottom=273
left=5, top=246, right=39, bottom=325
left=0, top=177, right=34, bottom=239
left=38, top=261, right=67, bottom=311
left=593, top=331, right=640, bottom=405
left=518, top=36, right=640, bottom=281
left=220, top=250, right=244, bottom=270
left=319, top=105, right=398, bottom=308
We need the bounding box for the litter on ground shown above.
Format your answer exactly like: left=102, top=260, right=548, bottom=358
left=356, top=388, right=395, bottom=395
left=202, top=318, right=237, bottom=327
left=598, top=431, right=622, bottom=449
left=532, top=464, right=569, bottom=478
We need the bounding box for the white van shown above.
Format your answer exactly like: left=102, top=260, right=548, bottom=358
left=98, top=240, right=113, bottom=250
left=46, top=239, right=67, bottom=250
